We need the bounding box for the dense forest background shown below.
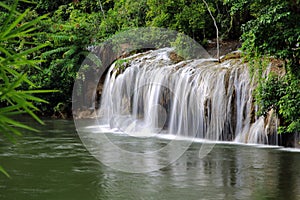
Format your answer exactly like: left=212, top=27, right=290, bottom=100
left=0, top=0, right=299, bottom=142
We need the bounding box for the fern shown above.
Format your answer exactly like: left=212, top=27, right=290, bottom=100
left=41, top=46, right=70, bottom=58
left=62, top=46, right=77, bottom=58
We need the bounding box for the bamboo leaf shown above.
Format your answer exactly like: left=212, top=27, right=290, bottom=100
left=0, top=46, right=13, bottom=57
left=23, top=107, right=44, bottom=125
left=0, top=165, right=10, bottom=178
left=4, top=67, right=35, bottom=87
left=0, top=2, right=19, bottom=14
left=0, top=2, right=19, bottom=33
left=19, top=0, right=37, bottom=5
left=0, top=105, right=24, bottom=113
left=10, top=43, right=49, bottom=59
left=0, top=9, right=29, bottom=39
left=6, top=74, right=27, bottom=92
left=0, top=126, right=18, bottom=143
left=22, top=90, right=60, bottom=94
left=8, top=15, right=49, bottom=38
left=0, top=111, right=27, bottom=116
left=16, top=92, right=48, bottom=104
left=3, top=28, right=38, bottom=40
left=1, top=115, right=38, bottom=132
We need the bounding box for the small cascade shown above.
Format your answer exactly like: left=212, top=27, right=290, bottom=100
left=98, top=48, right=277, bottom=144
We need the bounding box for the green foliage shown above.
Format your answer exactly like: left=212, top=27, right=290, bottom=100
left=29, top=2, right=103, bottom=116
left=173, top=2, right=208, bottom=41
left=114, top=59, right=129, bottom=74
left=146, top=0, right=219, bottom=42
left=171, top=32, right=210, bottom=59
left=255, top=73, right=285, bottom=116
left=146, top=0, right=181, bottom=28
left=278, top=73, right=300, bottom=133
left=105, top=27, right=178, bottom=56
left=229, top=0, right=300, bottom=134
left=97, top=0, right=233, bottom=45
left=0, top=1, right=48, bottom=138
left=35, top=0, right=72, bottom=14
left=99, top=0, right=148, bottom=37
left=256, top=71, right=300, bottom=134
left=228, top=0, right=300, bottom=66
left=0, top=0, right=55, bottom=177
left=35, top=0, right=109, bottom=14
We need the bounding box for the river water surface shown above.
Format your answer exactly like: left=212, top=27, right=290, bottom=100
left=1, top=119, right=299, bottom=200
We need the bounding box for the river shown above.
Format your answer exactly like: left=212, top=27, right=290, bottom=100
left=1, top=118, right=299, bottom=200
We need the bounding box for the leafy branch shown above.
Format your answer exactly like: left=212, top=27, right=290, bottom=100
left=0, top=0, right=57, bottom=177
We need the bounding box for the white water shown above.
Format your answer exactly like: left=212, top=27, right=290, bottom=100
left=98, top=48, right=276, bottom=144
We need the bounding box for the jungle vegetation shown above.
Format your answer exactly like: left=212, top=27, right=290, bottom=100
left=0, top=0, right=299, bottom=159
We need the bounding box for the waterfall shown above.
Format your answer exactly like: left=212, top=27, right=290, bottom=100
left=98, top=48, right=276, bottom=144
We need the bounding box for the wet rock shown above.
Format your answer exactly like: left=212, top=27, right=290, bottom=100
left=220, top=50, right=242, bottom=62
left=73, top=109, right=97, bottom=119
left=169, top=51, right=184, bottom=64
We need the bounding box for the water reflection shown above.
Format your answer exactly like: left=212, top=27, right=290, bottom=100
left=90, top=137, right=300, bottom=200
left=0, top=119, right=299, bottom=200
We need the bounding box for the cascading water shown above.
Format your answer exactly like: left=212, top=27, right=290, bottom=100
left=98, top=48, right=277, bottom=144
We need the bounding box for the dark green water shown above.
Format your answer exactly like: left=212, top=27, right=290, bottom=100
left=1, top=119, right=300, bottom=200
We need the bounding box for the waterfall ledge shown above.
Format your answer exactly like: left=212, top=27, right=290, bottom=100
left=97, top=48, right=283, bottom=145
